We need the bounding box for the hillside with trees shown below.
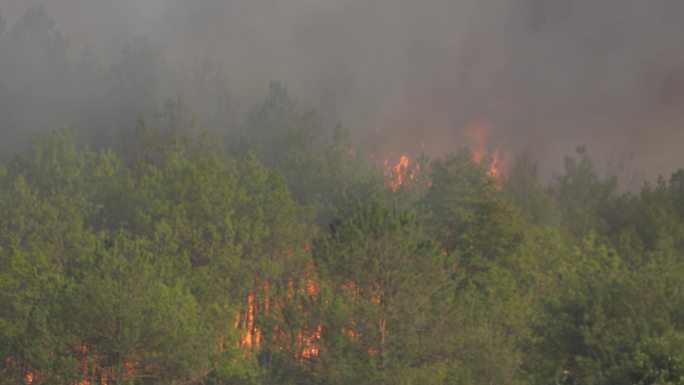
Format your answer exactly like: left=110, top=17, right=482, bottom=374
left=3, top=5, right=684, bottom=385
left=3, top=88, right=684, bottom=385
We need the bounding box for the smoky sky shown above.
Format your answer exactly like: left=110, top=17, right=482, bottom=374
left=3, top=0, right=684, bottom=185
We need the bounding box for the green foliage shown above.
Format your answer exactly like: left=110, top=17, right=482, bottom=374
left=553, top=146, right=618, bottom=238
left=235, top=82, right=386, bottom=225
left=627, top=334, right=684, bottom=385
left=3, top=85, right=684, bottom=385
left=313, top=203, right=450, bottom=385
left=505, top=153, right=559, bottom=226
left=421, top=150, right=523, bottom=265
left=62, top=233, right=213, bottom=384
left=0, top=123, right=314, bottom=384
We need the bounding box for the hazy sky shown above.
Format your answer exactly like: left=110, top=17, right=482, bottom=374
left=3, top=0, right=684, bottom=185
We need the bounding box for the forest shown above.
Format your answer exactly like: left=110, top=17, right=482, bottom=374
left=3, top=5, right=684, bottom=385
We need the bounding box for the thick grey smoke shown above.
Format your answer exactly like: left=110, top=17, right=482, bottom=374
left=2, top=0, right=684, bottom=185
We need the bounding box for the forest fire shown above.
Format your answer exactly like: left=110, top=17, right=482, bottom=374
left=466, top=118, right=505, bottom=179
left=384, top=154, right=409, bottom=191
left=5, top=2, right=684, bottom=385
left=487, top=146, right=502, bottom=179
left=236, top=292, right=260, bottom=349
left=384, top=154, right=420, bottom=191
left=234, top=267, right=321, bottom=358
left=379, top=117, right=507, bottom=191
left=381, top=118, right=505, bottom=191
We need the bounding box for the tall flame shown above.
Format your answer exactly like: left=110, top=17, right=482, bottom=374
left=234, top=263, right=321, bottom=358
left=384, top=154, right=409, bottom=191
left=488, top=145, right=501, bottom=179
left=384, top=154, right=420, bottom=191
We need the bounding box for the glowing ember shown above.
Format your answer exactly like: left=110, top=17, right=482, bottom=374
left=298, top=325, right=322, bottom=358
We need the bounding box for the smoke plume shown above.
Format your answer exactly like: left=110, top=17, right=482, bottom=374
left=2, top=0, right=684, bottom=185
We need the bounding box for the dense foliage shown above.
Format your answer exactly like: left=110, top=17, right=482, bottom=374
left=3, top=89, right=684, bottom=385
left=4, top=7, right=684, bottom=385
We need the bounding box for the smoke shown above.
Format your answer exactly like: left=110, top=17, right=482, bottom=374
left=2, top=0, right=684, bottom=185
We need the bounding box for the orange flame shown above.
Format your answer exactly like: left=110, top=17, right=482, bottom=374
left=384, top=154, right=409, bottom=191
left=298, top=325, right=322, bottom=359
left=234, top=266, right=321, bottom=358
left=384, top=154, right=420, bottom=191
left=236, top=291, right=260, bottom=349
left=465, top=118, right=505, bottom=179
left=466, top=118, right=491, bottom=165
left=488, top=145, right=501, bottom=179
